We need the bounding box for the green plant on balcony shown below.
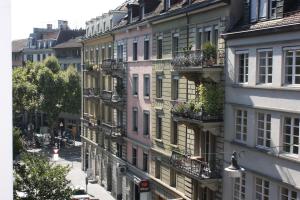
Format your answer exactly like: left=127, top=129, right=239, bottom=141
left=202, top=43, right=217, bottom=66
left=84, top=61, right=93, bottom=71
left=115, top=80, right=124, bottom=96
left=197, top=83, right=224, bottom=116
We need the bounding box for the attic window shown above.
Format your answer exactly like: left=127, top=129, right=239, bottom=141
left=165, top=0, right=170, bottom=11
left=141, top=4, right=145, bottom=19
left=128, top=8, right=133, bottom=23
left=250, top=0, right=278, bottom=22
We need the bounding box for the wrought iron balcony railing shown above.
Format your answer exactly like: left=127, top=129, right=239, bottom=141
left=83, top=63, right=100, bottom=72
left=100, top=90, right=124, bottom=103
left=101, top=122, right=123, bottom=138
left=171, top=49, right=224, bottom=69
left=170, top=151, right=220, bottom=181
left=83, top=88, right=101, bottom=97
left=101, top=59, right=125, bottom=78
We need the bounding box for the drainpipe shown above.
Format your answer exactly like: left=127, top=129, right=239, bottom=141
left=185, top=12, right=190, bottom=155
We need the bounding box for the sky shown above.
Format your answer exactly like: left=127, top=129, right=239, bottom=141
left=11, top=0, right=126, bottom=40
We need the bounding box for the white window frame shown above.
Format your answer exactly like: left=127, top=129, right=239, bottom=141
left=235, top=109, right=248, bottom=143
left=143, top=110, right=150, bottom=136
left=255, top=177, right=270, bottom=200
left=233, top=173, right=246, bottom=200
left=280, top=186, right=298, bottom=200
left=236, top=51, right=249, bottom=84
left=172, top=33, right=179, bottom=56
left=257, top=49, right=273, bottom=84
left=256, top=112, right=271, bottom=148
left=284, top=47, right=300, bottom=85
left=282, top=116, right=299, bottom=155
left=143, top=74, right=150, bottom=98
left=132, top=74, right=139, bottom=96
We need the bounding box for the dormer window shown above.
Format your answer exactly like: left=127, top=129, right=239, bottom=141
left=250, top=0, right=278, bottom=22
left=128, top=8, right=133, bottom=23
left=140, top=4, right=145, bottom=19
left=164, top=0, right=170, bottom=11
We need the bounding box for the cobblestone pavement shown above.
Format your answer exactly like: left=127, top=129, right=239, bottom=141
left=44, top=144, right=115, bottom=200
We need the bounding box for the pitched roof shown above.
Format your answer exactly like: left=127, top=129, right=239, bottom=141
left=226, top=11, right=300, bottom=35
left=53, top=37, right=82, bottom=49
left=12, top=39, right=27, bottom=52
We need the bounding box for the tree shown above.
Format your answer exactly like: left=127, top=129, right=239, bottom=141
left=13, top=128, right=24, bottom=160
left=14, top=153, right=72, bottom=200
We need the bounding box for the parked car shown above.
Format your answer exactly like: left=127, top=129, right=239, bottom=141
left=71, top=186, right=90, bottom=200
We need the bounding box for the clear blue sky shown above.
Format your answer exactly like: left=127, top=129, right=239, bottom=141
left=12, top=0, right=126, bottom=40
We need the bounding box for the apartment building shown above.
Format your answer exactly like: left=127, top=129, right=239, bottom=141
left=148, top=0, right=242, bottom=199
left=12, top=39, right=27, bottom=67
left=222, top=0, right=300, bottom=199
left=81, top=4, right=128, bottom=200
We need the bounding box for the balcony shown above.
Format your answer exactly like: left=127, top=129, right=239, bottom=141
left=100, top=90, right=124, bottom=108
left=101, top=59, right=125, bottom=78
left=83, top=63, right=100, bottom=75
left=101, top=122, right=124, bottom=140
left=171, top=47, right=224, bottom=82
left=83, top=88, right=101, bottom=98
left=170, top=151, right=220, bottom=181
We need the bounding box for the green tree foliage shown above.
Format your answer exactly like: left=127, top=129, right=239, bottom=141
left=14, top=153, right=72, bottom=200
left=44, top=56, right=60, bottom=74
left=13, top=128, right=24, bottom=159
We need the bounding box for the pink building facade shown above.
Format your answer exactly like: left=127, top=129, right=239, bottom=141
left=114, top=24, right=152, bottom=199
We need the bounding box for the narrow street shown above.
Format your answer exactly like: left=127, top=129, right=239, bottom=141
left=45, top=144, right=115, bottom=200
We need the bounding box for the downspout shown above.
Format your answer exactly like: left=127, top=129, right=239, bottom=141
left=185, top=11, right=190, bottom=155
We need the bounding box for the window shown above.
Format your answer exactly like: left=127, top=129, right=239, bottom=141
left=144, top=75, right=150, bottom=97
left=101, top=47, right=105, bottom=62
left=144, top=40, right=149, bottom=60
left=255, top=177, right=269, bottom=200
left=133, top=41, right=138, bottom=61
left=132, top=108, right=138, bottom=132
left=235, top=109, right=247, bottom=142
left=96, top=48, right=99, bottom=64
left=172, top=33, right=179, bottom=56
left=213, top=26, right=219, bottom=48
left=157, top=36, right=163, bottom=59
left=132, top=74, right=138, bottom=96
left=37, top=54, right=40, bottom=61
left=258, top=50, right=273, bottom=84
left=285, top=49, right=300, bottom=85
left=156, top=114, right=162, bottom=139
left=155, top=160, right=161, bottom=179
left=117, top=143, right=122, bottom=158
left=203, top=28, right=211, bottom=44
left=164, top=0, right=170, bottom=10
left=143, top=111, right=150, bottom=136
left=283, top=116, right=299, bottom=155
left=257, top=113, right=271, bottom=148
left=132, top=147, right=137, bottom=166
left=233, top=173, right=245, bottom=200
left=156, top=75, right=163, bottom=98
left=171, top=75, right=179, bottom=100
left=108, top=46, right=112, bottom=59
left=141, top=5, right=145, bottom=19
left=196, top=30, right=202, bottom=50
left=117, top=44, right=123, bottom=61
left=237, top=52, right=249, bottom=83
left=280, top=187, right=298, bottom=200
left=170, top=169, right=176, bottom=187
left=251, top=0, right=278, bottom=22
left=143, top=152, right=148, bottom=172
left=42, top=54, right=46, bottom=60
left=171, top=121, right=178, bottom=145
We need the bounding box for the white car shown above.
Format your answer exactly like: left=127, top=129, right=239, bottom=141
left=71, top=187, right=90, bottom=200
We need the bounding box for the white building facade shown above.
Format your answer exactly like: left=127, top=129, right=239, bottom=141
left=223, top=1, right=300, bottom=199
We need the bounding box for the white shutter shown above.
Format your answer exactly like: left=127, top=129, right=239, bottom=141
left=250, top=0, right=258, bottom=22
left=259, top=0, right=268, bottom=19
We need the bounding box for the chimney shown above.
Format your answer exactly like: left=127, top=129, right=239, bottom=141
left=58, top=20, right=69, bottom=30
left=47, top=24, right=52, bottom=30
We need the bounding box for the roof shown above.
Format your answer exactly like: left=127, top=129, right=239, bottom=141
left=224, top=11, right=300, bottom=38
left=12, top=39, right=27, bottom=52
left=53, top=37, right=82, bottom=49
left=41, top=30, right=60, bottom=40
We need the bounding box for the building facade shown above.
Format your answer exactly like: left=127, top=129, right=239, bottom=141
left=222, top=0, right=300, bottom=200
left=12, top=39, right=27, bottom=67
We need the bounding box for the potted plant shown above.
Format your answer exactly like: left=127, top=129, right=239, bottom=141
left=202, top=43, right=217, bottom=66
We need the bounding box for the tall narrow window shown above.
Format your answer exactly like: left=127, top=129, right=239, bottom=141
left=270, top=0, right=277, bottom=19
left=156, top=114, right=162, bottom=139
left=144, top=74, right=150, bottom=98
left=203, top=28, right=211, bottom=44
left=280, top=187, right=298, bottom=200
left=235, top=109, right=247, bottom=142
left=156, top=75, right=163, bottom=98
left=155, top=160, right=161, bottom=179
left=132, top=108, right=138, bottom=132
left=101, top=47, right=105, bottom=62
left=258, top=50, right=273, bottom=84
left=255, top=178, right=269, bottom=200
left=132, top=74, right=138, bottom=96
left=257, top=113, right=271, bottom=148
left=133, top=41, right=138, bottom=61
left=285, top=49, right=300, bottom=85
left=170, top=169, right=176, bottom=187
left=213, top=26, right=218, bottom=48
left=157, top=36, right=163, bottom=59
left=259, top=0, right=268, bottom=19
left=251, top=0, right=258, bottom=22
left=116, top=143, right=122, bottom=158
left=108, top=46, right=112, bottom=59
left=143, top=152, right=148, bottom=172
left=132, top=147, right=137, bottom=166
left=144, top=40, right=150, bottom=60
left=237, top=52, right=249, bottom=83
left=171, top=75, right=179, bottom=100
left=196, top=30, right=202, bottom=50
left=117, top=44, right=123, bottom=62
left=172, top=33, right=179, bottom=56
left=283, top=116, right=299, bottom=155
left=171, top=121, right=178, bottom=145
left=143, top=111, right=150, bottom=136
left=233, top=173, right=246, bottom=200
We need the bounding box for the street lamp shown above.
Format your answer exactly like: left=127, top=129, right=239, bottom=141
left=224, top=151, right=245, bottom=178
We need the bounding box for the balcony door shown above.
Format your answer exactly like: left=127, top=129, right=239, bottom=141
left=194, top=130, right=216, bottom=162
left=193, top=181, right=215, bottom=200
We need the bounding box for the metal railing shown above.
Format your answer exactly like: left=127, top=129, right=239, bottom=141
left=101, top=122, right=123, bottom=137
left=101, top=59, right=125, bottom=71
left=171, top=49, right=224, bottom=68
left=83, top=88, right=101, bottom=97
left=170, top=151, right=220, bottom=180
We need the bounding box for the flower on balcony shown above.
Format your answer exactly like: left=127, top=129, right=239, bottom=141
left=202, top=43, right=217, bottom=66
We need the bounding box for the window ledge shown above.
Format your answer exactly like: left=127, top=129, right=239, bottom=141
left=144, top=96, right=150, bottom=100
left=232, top=83, right=300, bottom=91
left=154, top=138, right=163, bottom=143
left=169, top=144, right=178, bottom=149
left=133, top=94, right=139, bottom=98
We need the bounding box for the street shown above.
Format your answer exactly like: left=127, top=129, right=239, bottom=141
left=46, top=143, right=115, bottom=200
